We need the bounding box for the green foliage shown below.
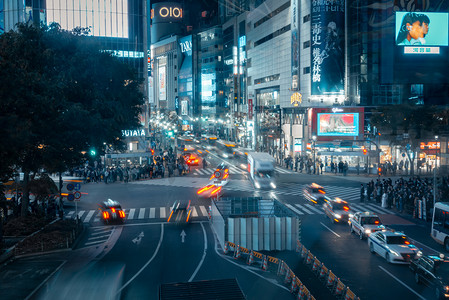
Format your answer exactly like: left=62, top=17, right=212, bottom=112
left=0, top=23, right=144, bottom=178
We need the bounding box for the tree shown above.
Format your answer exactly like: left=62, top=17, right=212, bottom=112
left=0, top=23, right=144, bottom=216
left=369, top=104, right=446, bottom=176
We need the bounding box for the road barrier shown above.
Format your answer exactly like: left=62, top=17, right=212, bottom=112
left=223, top=242, right=229, bottom=254
left=295, top=241, right=361, bottom=300
left=223, top=241, right=315, bottom=300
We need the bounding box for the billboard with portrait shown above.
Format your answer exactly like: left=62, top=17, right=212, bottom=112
left=310, top=0, right=345, bottom=95
left=317, top=113, right=359, bottom=136
left=396, top=12, right=448, bottom=47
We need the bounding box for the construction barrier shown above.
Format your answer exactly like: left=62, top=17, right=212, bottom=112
left=284, top=269, right=292, bottom=284
left=277, top=260, right=286, bottom=276
left=335, top=279, right=346, bottom=296
left=344, top=287, right=357, bottom=300
left=223, top=242, right=229, bottom=254
left=268, top=256, right=279, bottom=264
left=301, top=245, right=308, bottom=259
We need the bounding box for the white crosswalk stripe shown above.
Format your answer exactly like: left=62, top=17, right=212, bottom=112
left=285, top=204, right=304, bottom=215
left=78, top=210, right=85, bottom=219
left=304, top=204, right=324, bottom=214
left=199, top=206, right=208, bottom=216
left=138, top=208, right=145, bottom=219
left=83, top=210, right=96, bottom=223
left=160, top=207, right=166, bottom=218
left=150, top=207, right=155, bottom=218
left=192, top=206, right=198, bottom=217
left=295, top=204, right=313, bottom=214
left=128, top=208, right=135, bottom=219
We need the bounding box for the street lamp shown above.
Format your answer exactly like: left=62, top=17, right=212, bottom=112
left=434, top=135, right=439, bottom=206
left=312, top=135, right=317, bottom=174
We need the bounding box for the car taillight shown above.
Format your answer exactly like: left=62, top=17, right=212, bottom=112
left=318, top=189, right=325, bottom=194
left=374, top=221, right=379, bottom=224
left=343, top=206, right=349, bottom=211
left=103, top=211, right=110, bottom=219
left=119, top=211, right=125, bottom=218
left=111, top=208, right=116, bottom=213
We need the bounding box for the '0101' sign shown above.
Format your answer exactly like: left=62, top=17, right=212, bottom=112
left=151, top=7, right=183, bottom=19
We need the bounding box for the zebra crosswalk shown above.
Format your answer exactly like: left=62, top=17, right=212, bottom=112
left=65, top=205, right=211, bottom=223
left=285, top=202, right=394, bottom=217
left=191, top=166, right=295, bottom=176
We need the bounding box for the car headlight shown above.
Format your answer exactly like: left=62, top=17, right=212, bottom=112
left=270, top=182, right=276, bottom=189
left=255, top=182, right=260, bottom=189
left=365, top=229, right=371, bottom=234
left=444, top=286, right=449, bottom=292
left=349, top=214, right=354, bottom=218
left=223, top=154, right=229, bottom=158
left=334, top=213, right=341, bottom=219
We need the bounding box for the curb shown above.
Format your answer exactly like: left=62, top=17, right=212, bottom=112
left=14, top=247, right=72, bottom=259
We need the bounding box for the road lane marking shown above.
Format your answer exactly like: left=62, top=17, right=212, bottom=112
left=66, top=211, right=74, bottom=218
left=199, top=206, right=208, bottom=216
left=150, top=207, right=155, bottom=218
left=160, top=207, right=166, bottom=218
left=379, top=266, right=426, bottom=300
left=77, top=210, right=85, bottom=219
left=25, top=261, right=67, bottom=300
left=128, top=208, right=135, bottom=219
left=83, top=210, right=95, bottom=223
left=366, top=204, right=392, bottom=214
left=88, top=234, right=110, bottom=240
left=192, top=207, right=198, bottom=217
left=189, top=222, right=208, bottom=282
left=91, top=230, right=112, bottom=235
left=295, top=204, right=313, bottom=214
left=320, top=222, right=341, bottom=237
left=85, top=240, right=108, bottom=246
left=117, top=224, right=164, bottom=294
left=305, top=204, right=324, bottom=214
left=285, top=204, right=304, bottom=215
left=138, top=208, right=145, bottom=219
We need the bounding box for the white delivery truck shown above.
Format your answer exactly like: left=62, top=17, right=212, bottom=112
left=247, top=152, right=276, bottom=189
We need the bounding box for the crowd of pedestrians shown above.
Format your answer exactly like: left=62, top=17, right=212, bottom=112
left=72, top=146, right=198, bottom=184
left=360, top=176, right=449, bottom=219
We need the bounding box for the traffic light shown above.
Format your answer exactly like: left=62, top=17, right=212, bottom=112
left=363, top=148, right=368, bottom=155
left=378, top=167, right=382, bottom=176
left=89, top=148, right=96, bottom=156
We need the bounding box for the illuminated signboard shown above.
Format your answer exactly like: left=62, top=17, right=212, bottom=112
left=317, top=113, right=359, bottom=136
left=396, top=12, right=448, bottom=55
left=159, top=66, right=166, bottom=101
left=122, top=129, right=145, bottom=137
left=151, top=3, right=183, bottom=23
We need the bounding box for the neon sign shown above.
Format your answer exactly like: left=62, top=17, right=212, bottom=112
left=159, top=7, right=182, bottom=18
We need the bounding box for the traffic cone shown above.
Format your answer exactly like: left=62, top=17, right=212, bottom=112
left=306, top=251, right=313, bottom=264
left=247, top=250, right=254, bottom=265
left=335, top=280, right=345, bottom=295
left=319, top=263, right=327, bottom=278
left=277, top=260, right=285, bottom=276
left=284, top=270, right=292, bottom=284
left=290, top=276, right=297, bottom=293
left=261, top=255, right=268, bottom=271
left=297, top=285, right=305, bottom=300
left=301, top=246, right=307, bottom=259
left=312, top=259, right=319, bottom=272
left=223, top=242, right=229, bottom=254
left=296, top=240, right=302, bottom=253
left=234, top=245, right=241, bottom=259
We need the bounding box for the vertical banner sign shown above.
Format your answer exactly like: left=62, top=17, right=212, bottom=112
left=158, top=66, right=166, bottom=101
left=311, top=0, right=345, bottom=95
left=291, top=0, right=300, bottom=90
left=248, top=99, right=253, bottom=120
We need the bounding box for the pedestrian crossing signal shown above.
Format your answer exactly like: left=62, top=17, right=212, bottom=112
left=363, top=149, right=368, bottom=155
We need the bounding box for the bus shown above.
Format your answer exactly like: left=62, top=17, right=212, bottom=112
left=215, top=140, right=237, bottom=158
left=431, top=202, right=449, bottom=251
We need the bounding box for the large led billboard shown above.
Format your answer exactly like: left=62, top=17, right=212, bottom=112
left=396, top=12, right=448, bottom=54
left=317, top=113, right=359, bottom=136
left=310, top=0, right=345, bottom=95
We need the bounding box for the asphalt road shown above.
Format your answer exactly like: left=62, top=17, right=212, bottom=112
left=1, top=150, right=446, bottom=299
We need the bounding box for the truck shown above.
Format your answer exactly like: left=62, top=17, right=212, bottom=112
left=247, top=152, right=276, bottom=189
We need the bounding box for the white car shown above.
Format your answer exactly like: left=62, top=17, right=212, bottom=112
left=368, top=231, right=419, bottom=264
left=349, top=211, right=386, bottom=240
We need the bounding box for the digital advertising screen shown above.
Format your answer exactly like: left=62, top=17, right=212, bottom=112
left=317, top=113, right=359, bottom=136
left=395, top=12, right=448, bottom=54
